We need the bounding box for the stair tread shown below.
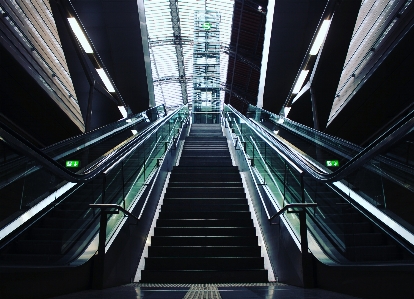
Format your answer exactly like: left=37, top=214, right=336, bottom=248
left=144, top=125, right=267, bottom=282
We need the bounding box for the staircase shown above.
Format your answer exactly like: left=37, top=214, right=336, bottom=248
left=141, top=123, right=268, bottom=283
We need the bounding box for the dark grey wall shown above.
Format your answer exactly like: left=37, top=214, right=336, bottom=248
left=69, top=0, right=150, bottom=114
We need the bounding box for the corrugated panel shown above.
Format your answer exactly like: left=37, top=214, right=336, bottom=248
left=0, top=0, right=84, bottom=131
left=330, top=0, right=411, bottom=121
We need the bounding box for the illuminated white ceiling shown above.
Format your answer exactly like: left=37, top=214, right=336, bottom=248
left=144, top=0, right=235, bottom=109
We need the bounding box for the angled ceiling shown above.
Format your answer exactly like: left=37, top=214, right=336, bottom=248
left=54, top=0, right=336, bottom=122
left=62, top=0, right=334, bottom=117
left=261, top=0, right=330, bottom=114
left=70, top=0, right=151, bottom=114
left=224, top=0, right=267, bottom=113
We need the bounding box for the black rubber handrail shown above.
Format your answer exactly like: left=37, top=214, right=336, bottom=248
left=227, top=104, right=414, bottom=182
left=249, top=104, right=414, bottom=177
left=40, top=104, right=165, bottom=153
left=0, top=105, right=185, bottom=183
left=246, top=112, right=414, bottom=193
left=0, top=105, right=165, bottom=190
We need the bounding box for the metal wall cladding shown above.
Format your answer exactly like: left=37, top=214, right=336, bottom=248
left=330, top=0, right=412, bottom=122
left=0, top=0, right=84, bottom=131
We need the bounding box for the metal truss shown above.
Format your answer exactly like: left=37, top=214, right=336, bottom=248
left=234, top=0, right=267, bottom=14
left=149, top=36, right=193, bottom=46
left=152, top=75, right=250, bottom=106
left=149, top=38, right=260, bottom=72
left=169, top=0, right=188, bottom=104
left=221, top=45, right=260, bottom=72
left=152, top=75, right=187, bottom=85
left=221, top=83, right=252, bottom=105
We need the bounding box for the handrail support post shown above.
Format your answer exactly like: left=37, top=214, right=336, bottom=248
left=93, top=209, right=117, bottom=289
left=299, top=209, right=314, bottom=288
left=269, top=203, right=317, bottom=288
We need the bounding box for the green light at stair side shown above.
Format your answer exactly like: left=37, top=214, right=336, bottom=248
left=66, top=160, right=80, bottom=168
left=326, top=160, right=339, bottom=167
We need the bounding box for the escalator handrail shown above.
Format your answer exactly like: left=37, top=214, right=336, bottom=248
left=40, top=104, right=165, bottom=154
left=0, top=105, right=163, bottom=171
left=250, top=105, right=361, bottom=153
left=251, top=104, right=414, bottom=177
left=227, top=104, right=414, bottom=182
left=0, top=105, right=165, bottom=190
left=249, top=117, right=414, bottom=193
left=0, top=105, right=185, bottom=183
left=227, top=106, right=414, bottom=259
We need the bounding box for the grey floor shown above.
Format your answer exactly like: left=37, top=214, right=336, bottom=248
left=50, top=283, right=361, bottom=299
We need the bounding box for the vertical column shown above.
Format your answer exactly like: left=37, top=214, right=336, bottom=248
left=193, top=11, right=220, bottom=123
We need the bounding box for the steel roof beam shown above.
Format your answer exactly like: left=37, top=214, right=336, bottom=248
left=169, top=0, right=188, bottom=104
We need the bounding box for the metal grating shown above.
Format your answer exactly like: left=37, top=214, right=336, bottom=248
left=135, top=282, right=283, bottom=287
left=183, top=284, right=221, bottom=299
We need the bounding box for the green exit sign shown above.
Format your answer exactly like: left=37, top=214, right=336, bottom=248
left=202, top=22, right=212, bottom=30
left=66, top=160, right=80, bottom=168
left=326, top=160, right=339, bottom=167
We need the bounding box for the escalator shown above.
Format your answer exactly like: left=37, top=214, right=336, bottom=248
left=0, top=105, right=189, bottom=269
left=242, top=104, right=414, bottom=240
left=0, top=105, right=166, bottom=226
left=223, top=104, right=414, bottom=297
left=1, top=101, right=414, bottom=298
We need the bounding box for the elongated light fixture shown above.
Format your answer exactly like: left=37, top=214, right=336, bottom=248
left=283, top=106, right=291, bottom=118
left=67, top=18, right=93, bottom=53
left=292, top=70, right=309, bottom=94
left=310, top=20, right=331, bottom=55
left=96, top=68, right=115, bottom=92
left=118, top=106, right=128, bottom=118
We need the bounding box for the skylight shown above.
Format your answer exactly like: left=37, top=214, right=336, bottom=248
left=144, top=0, right=234, bottom=110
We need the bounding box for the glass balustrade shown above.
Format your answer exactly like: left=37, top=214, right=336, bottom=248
left=0, top=105, right=166, bottom=224
left=0, top=105, right=188, bottom=266
left=244, top=105, right=414, bottom=224
left=224, top=105, right=414, bottom=263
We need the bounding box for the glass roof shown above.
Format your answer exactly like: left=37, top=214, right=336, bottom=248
left=144, top=0, right=234, bottom=110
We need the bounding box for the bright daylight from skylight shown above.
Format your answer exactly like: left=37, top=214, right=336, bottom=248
left=144, top=0, right=234, bottom=110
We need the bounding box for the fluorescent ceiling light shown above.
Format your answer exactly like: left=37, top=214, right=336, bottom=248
left=283, top=106, right=291, bottom=118
left=96, top=69, right=115, bottom=92
left=131, top=130, right=138, bottom=135
left=67, top=18, right=93, bottom=53
left=292, top=70, right=309, bottom=94
left=118, top=106, right=128, bottom=118
left=310, top=20, right=331, bottom=55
